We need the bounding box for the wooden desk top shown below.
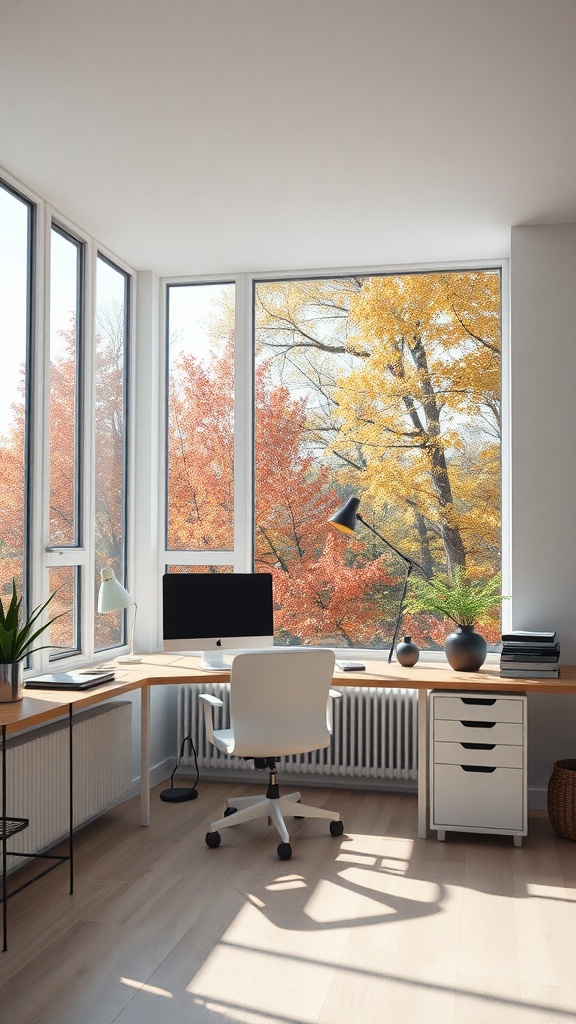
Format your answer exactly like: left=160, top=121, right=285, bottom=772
left=2, top=654, right=575, bottom=735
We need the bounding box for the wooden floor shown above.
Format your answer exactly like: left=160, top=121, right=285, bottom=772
left=1, top=780, right=575, bottom=1024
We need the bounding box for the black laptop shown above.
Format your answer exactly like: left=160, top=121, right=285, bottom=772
left=25, top=670, right=115, bottom=691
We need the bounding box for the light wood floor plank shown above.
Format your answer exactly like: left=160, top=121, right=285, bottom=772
left=1, top=784, right=575, bottom=1023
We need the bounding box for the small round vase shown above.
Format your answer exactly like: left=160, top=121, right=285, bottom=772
left=395, top=636, right=420, bottom=667
left=444, top=626, right=487, bottom=672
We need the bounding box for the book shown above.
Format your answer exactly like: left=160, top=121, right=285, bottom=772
left=498, top=663, right=557, bottom=671
left=499, top=668, right=559, bottom=678
left=501, top=642, right=560, bottom=653
left=501, top=631, right=557, bottom=643
left=500, top=626, right=553, bottom=643
left=500, top=653, right=559, bottom=663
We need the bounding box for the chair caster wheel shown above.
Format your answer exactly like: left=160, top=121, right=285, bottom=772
left=277, top=842, right=292, bottom=860
left=224, top=807, right=237, bottom=817
left=330, top=820, right=344, bottom=836
left=206, top=831, right=221, bottom=848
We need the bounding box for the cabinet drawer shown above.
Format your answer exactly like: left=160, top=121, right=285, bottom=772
left=434, top=741, right=523, bottom=768
left=432, top=695, right=524, bottom=724
left=432, top=764, right=524, bottom=831
left=434, top=719, right=524, bottom=745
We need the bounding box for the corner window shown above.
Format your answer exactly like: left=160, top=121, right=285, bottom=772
left=0, top=182, right=33, bottom=604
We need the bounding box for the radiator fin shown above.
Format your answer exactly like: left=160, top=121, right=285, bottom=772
left=177, top=684, right=417, bottom=782
left=1, top=701, right=132, bottom=870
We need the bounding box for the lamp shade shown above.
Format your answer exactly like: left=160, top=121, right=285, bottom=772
left=327, top=497, right=361, bottom=535
left=97, top=568, right=135, bottom=613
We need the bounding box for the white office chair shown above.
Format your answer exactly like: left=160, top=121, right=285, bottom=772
left=200, top=647, right=343, bottom=860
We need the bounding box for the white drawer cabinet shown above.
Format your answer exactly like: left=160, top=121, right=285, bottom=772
left=430, top=691, right=527, bottom=846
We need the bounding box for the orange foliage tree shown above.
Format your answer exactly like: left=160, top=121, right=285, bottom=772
left=167, top=338, right=397, bottom=645
left=0, top=367, right=26, bottom=602
left=0, top=306, right=126, bottom=652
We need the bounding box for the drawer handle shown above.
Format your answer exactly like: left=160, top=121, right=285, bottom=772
left=461, top=698, right=496, bottom=706
left=461, top=743, right=495, bottom=750
left=461, top=765, right=497, bottom=773
left=461, top=720, right=496, bottom=729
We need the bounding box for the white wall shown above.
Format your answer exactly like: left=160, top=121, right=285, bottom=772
left=511, top=224, right=576, bottom=804
left=128, top=270, right=177, bottom=788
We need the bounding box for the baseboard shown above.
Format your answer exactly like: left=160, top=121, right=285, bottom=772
left=128, top=757, right=176, bottom=798
left=175, top=765, right=417, bottom=793
left=527, top=787, right=548, bottom=810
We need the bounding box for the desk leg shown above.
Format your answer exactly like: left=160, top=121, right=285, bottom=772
left=2, top=725, right=6, bottom=951
left=417, top=689, right=428, bottom=839
left=68, top=706, right=74, bottom=894
left=140, top=686, right=150, bottom=826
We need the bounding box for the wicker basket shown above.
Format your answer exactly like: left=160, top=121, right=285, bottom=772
left=547, top=759, right=576, bottom=841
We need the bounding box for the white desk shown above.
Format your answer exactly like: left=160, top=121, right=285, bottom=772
left=5, top=655, right=576, bottom=840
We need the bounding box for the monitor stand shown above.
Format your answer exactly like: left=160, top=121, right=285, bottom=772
left=200, top=649, right=232, bottom=671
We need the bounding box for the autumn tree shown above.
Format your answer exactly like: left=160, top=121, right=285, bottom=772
left=167, top=335, right=398, bottom=645
left=94, top=299, right=127, bottom=571
left=0, top=303, right=127, bottom=651
left=0, top=370, right=26, bottom=600
left=255, top=271, right=501, bottom=581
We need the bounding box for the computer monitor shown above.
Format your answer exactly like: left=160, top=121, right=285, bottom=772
left=162, top=571, right=274, bottom=669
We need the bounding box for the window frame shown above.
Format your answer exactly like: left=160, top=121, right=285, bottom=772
left=160, top=261, right=510, bottom=659
left=0, top=168, right=136, bottom=671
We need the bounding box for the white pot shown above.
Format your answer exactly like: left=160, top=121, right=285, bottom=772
left=0, top=662, right=24, bottom=702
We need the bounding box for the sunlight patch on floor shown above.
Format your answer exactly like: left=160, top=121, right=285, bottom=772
left=265, top=874, right=308, bottom=892
left=119, top=977, right=173, bottom=998
left=526, top=882, right=576, bottom=901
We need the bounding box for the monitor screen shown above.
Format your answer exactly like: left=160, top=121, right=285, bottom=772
left=162, top=572, right=274, bottom=669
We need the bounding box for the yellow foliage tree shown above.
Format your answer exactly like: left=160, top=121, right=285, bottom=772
left=255, top=270, right=501, bottom=582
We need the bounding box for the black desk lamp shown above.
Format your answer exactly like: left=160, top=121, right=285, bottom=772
left=328, top=496, right=428, bottom=663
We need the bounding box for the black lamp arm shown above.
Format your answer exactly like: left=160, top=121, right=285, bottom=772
left=355, top=513, right=430, bottom=663
left=355, top=514, right=429, bottom=577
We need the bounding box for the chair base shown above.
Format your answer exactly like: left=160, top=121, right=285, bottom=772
left=210, top=790, right=341, bottom=845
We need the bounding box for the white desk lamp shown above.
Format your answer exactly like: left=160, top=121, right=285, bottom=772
left=97, top=567, right=141, bottom=663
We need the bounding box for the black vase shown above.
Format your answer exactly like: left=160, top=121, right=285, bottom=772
left=395, top=635, right=419, bottom=667
left=444, top=625, right=487, bottom=671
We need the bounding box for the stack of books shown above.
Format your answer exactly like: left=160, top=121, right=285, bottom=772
left=499, top=630, right=560, bottom=678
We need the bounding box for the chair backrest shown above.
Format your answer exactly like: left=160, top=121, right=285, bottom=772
left=227, top=647, right=337, bottom=758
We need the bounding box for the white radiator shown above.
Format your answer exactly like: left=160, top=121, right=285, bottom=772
left=1, top=701, right=132, bottom=870
left=177, top=684, right=418, bottom=783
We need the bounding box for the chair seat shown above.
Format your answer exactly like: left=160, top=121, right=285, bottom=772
left=213, top=728, right=235, bottom=754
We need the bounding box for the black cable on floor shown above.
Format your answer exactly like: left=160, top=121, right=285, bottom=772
left=159, top=734, right=199, bottom=802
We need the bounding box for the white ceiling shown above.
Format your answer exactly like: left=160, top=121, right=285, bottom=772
left=2, top=0, right=576, bottom=277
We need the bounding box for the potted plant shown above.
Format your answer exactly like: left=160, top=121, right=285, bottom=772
left=0, top=579, right=62, bottom=702
left=406, top=567, right=505, bottom=671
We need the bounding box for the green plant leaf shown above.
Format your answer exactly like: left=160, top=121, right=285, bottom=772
left=405, top=567, right=506, bottom=628
left=0, top=579, right=65, bottom=663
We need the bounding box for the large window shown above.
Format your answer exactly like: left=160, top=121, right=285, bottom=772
left=47, top=224, right=84, bottom=656
left=0, top=172, right=134, bottom=668
left=254, top=271, right=502, bottom=650
left=164, top=268, right=502, bottom=654
left=166, top=282, right=235, bottom=556
left=93, top=254, right=130, bottom=653
left=0, top=182, right=33, bottom=607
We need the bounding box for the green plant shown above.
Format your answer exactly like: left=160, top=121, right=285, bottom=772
left=406, top=567, right=505, bottom=628
left=0, top=579, right=62, bottom=662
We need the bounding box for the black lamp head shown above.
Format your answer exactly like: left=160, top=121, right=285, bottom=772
left=328, top=496, right=361, bottom=536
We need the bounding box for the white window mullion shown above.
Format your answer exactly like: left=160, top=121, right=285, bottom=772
left=80, top=235, right=97, bottom=658
left=27, top=197, right=48, bottom=672
left=234, top=272, right=253, bottom=572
